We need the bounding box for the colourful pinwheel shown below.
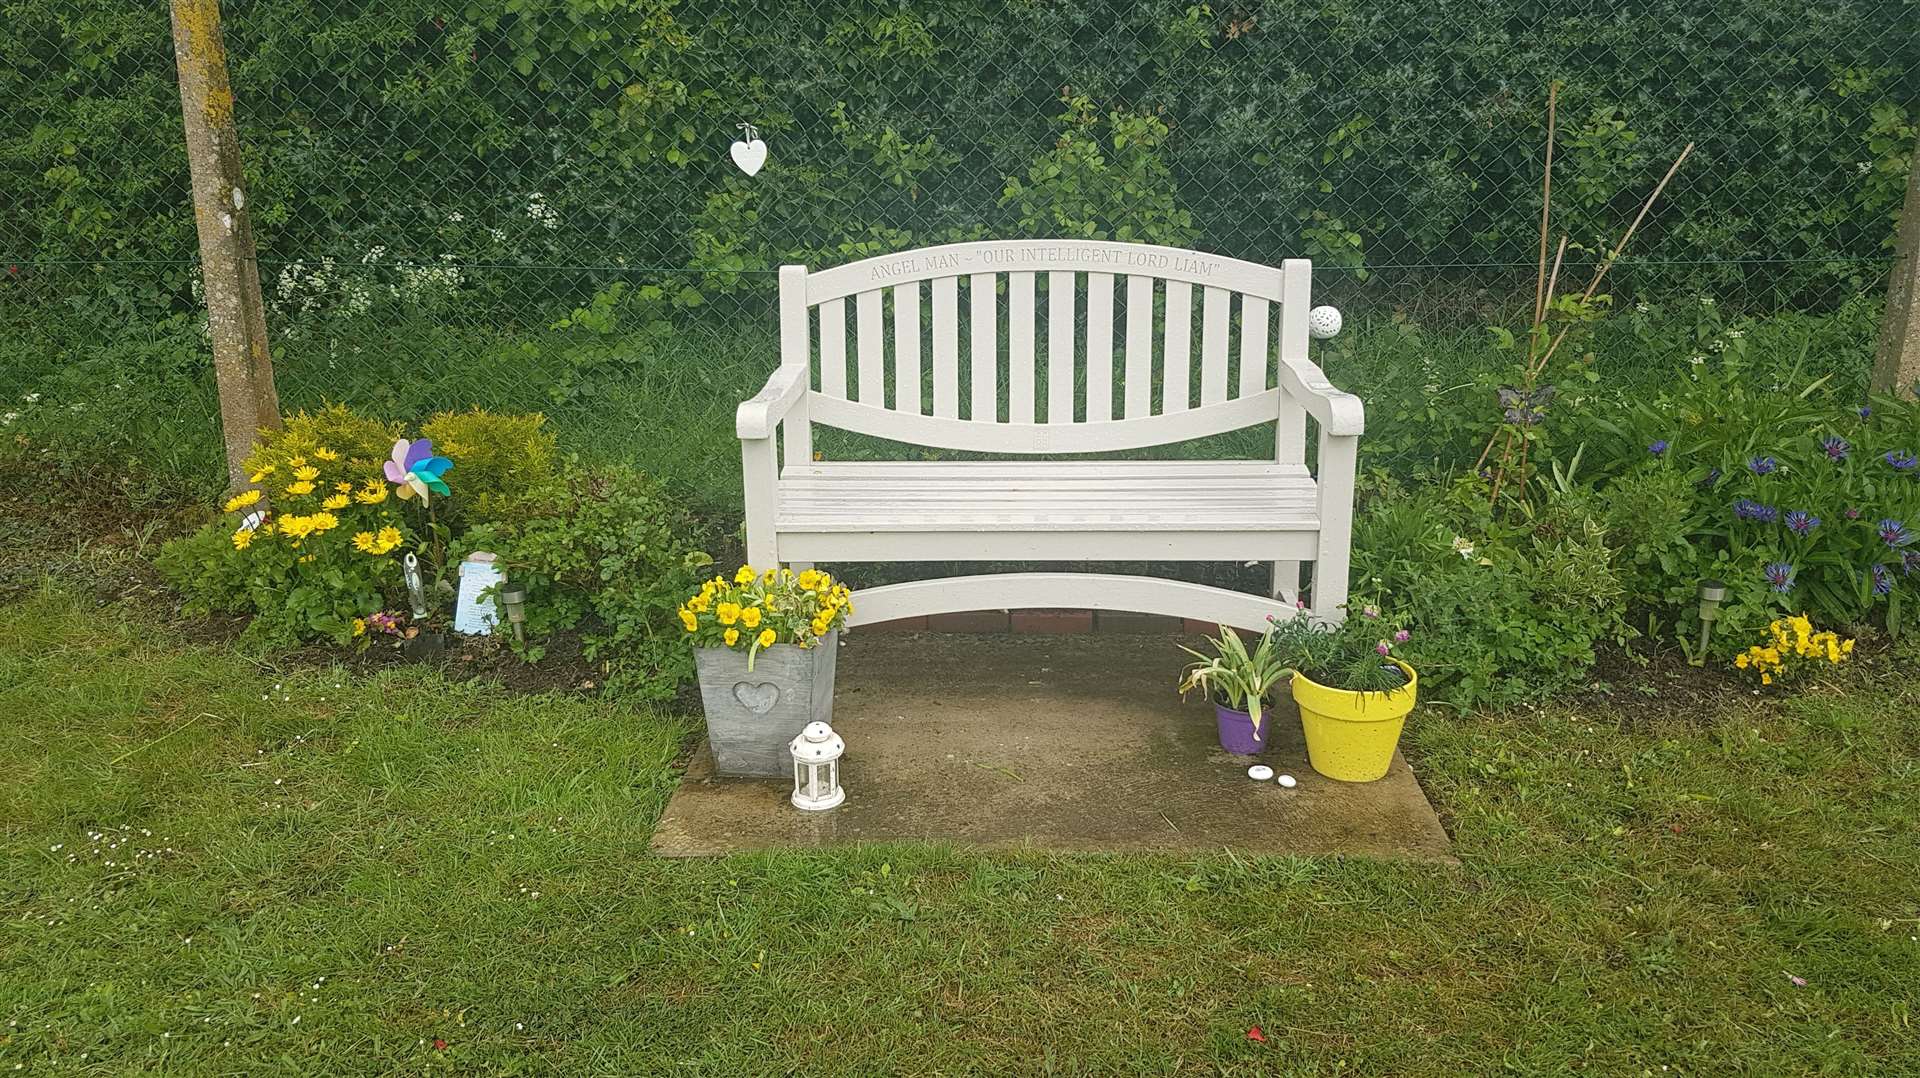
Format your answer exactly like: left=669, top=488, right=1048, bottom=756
left=384, top=438, right=453, bottom=503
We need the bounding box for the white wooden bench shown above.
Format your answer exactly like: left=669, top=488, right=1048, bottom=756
left=733, top=240, right=1362, bottom=631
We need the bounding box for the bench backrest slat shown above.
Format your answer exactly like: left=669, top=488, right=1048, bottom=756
left=931, top=276, right=959, bottom=418
left=779, top=240, right=1308, bottom=456
left=893, top=282, right=922, bottom=415
left=856, top=290, right=884, bottom=406
left=1009, top=271, right=1036, bottom=423
left=1124, top=274, right=1154, bottom=418
left=1201, top=285, right=1231, bottom=406
left=1086, top=272, right=1114, bottom=422
left=968, top=272, right=995, bottom=422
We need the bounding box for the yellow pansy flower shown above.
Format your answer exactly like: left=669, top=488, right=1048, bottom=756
left=723, top=627, right=739, bottom=646
left=352, top=617, right=367, bottom=636
left=716, top=602, right=742, bottom=626
left=756, top=628, right=776, bottom=649
left=688, top=593, right=711, bottom=613
left=740, top=606, right=762, bottom=629
left=735, top=566, right=757, bottom=584
left=224, top=488, right=262, bottom=512
left=679, top=608, right=699, bottom=632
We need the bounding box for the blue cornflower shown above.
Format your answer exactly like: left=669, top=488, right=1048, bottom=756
left=1886, top=450, right=1918, bottom=472
left=1763, top=562, right=1795, bottom=593
left=1870, top=563, right=1894, bottom=596
left=1748, top=455, right=1779, bottom=476
left=1820, top=436, right=1849, bottom=462
left=1733, top=499, right=1779, bottom=523
left=1904, top=550, right=1920, bottom=577
left=1648, top=439, right=1669, bottom=456
left=1878, top=518, right=1915, bottom=548
left=1859, top=405, right=1873, bottom=420
left=1783, top=510, right=1820, bottom=537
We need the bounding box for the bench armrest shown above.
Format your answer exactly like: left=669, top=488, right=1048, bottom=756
left=736, top=365, right=810, bottom=440
left=1277, top=359, right=1365, bottom=437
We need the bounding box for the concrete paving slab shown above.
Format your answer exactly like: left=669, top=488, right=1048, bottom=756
left=652, top=633, right=1455, bottom=862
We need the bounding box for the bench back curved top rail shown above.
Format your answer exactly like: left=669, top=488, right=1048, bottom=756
left=803, top=239, right=1285, bottom=305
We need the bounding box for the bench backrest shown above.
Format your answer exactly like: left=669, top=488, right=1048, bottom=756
left=778, top=239, right=1313, bottom=460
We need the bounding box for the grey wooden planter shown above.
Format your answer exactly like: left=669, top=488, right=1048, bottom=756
left=693, top=631, right=839, bottom=777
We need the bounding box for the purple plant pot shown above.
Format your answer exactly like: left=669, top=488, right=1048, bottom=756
left=1215, top=702, right=1268, bottom=755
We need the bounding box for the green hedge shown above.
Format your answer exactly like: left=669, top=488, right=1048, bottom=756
left=3, top=0, right=1914, bottom=324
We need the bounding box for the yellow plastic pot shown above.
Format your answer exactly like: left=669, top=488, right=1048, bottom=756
left=1291, top=660, right=1418, bottom=783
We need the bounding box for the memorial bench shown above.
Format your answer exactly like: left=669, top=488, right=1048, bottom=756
left=734, top=240, right=1361, bottom=631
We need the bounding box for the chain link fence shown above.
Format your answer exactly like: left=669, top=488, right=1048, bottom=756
left=2, top=0, right=1916, bottom=494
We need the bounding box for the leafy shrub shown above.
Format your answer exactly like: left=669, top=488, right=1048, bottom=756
left=1351, top=478, right=1630, bottom=709
left=419, top=408, right=558, bottom=524
left=453, top=462, right=715, bottom=700
left=158, top=430, right=413, bottom=645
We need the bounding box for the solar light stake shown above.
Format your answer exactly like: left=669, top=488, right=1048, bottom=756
left=1694, top=578, right=1727, bottom=665
left=499, top=581, right=528, bottom=645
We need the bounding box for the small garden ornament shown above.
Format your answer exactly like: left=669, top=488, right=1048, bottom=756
left=789, top=720, right=845, bottom=811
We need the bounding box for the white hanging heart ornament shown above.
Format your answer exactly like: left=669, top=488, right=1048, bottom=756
left=730, top=123, right=767, bottom=177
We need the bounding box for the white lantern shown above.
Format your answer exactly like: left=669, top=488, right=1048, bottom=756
left=1307, top=305, right=1344, bottom=340
left=788, top=721, right=845, bottom=811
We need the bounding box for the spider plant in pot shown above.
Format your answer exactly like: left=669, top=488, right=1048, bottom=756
left=1269, top=602, right=1417, bottom=783
left=1178, top=623, right=1291, bottom=755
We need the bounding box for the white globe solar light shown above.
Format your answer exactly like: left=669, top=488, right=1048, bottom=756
left=789, top=721, right=846, bottom=811
left=1307, top=305, right=1343, bottom=340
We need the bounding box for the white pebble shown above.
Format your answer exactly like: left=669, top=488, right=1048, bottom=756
left=1246, top=765, right=1274, bottom=781
left=1276, top=774, right=1298, bottom=788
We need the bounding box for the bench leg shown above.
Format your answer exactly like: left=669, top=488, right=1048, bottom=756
left=1311, top=431, right=1358, bottom=623
left=741, top=435, right=780, bottom=571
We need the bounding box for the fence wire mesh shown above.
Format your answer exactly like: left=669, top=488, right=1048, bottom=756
left=2, top=0, right=1916, bottom=492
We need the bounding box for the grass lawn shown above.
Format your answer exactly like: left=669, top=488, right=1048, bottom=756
left=3, top=582, right=1917, bottom=1075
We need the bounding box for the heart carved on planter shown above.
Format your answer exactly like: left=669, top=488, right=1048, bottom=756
left=732, top=681, right=780, bottom=714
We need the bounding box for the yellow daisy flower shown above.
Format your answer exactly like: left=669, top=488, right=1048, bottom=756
left=223, top=488, right=262, bottom=512
left=284, top=481, right=316, bottom=496
left=316, top=447, right=340, bottom=462
left=322, top=494, right=350, bottom=510
left=232, top=527, right=255, bottom=550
